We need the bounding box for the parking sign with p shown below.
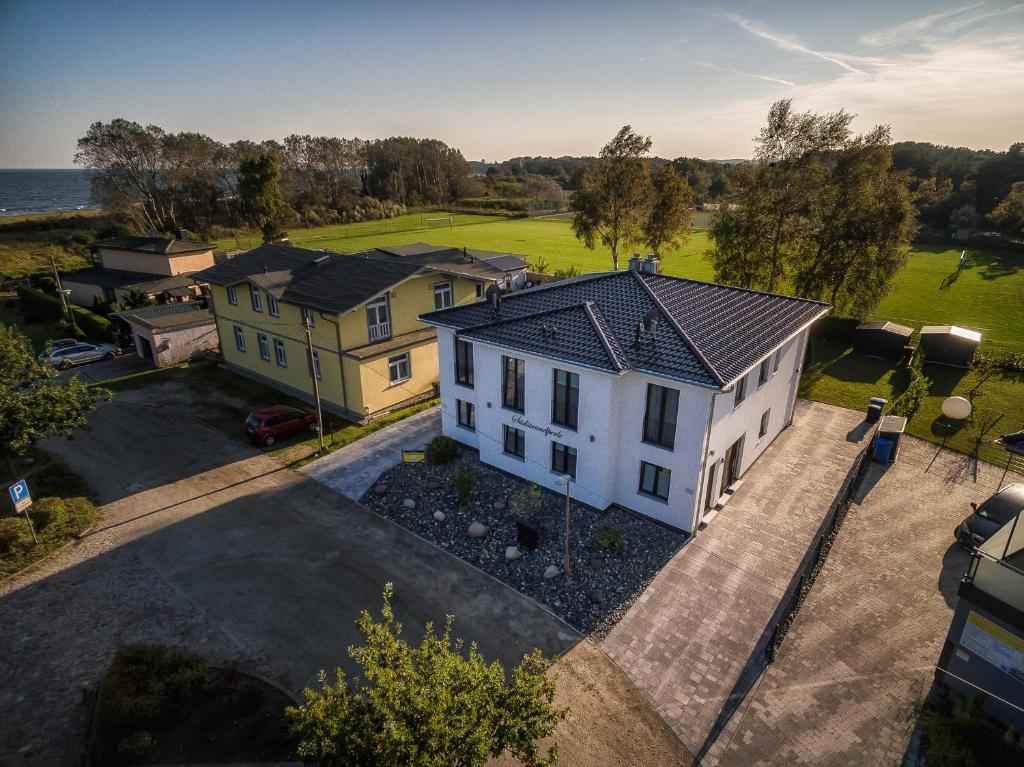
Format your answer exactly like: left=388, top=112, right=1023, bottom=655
left=9, top=479, right=31, bottom=513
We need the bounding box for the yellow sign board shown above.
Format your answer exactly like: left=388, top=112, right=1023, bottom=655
left=402, top=450, right=425, bottom=463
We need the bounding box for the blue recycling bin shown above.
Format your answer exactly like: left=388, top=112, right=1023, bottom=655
left=874, top=437, right=894, bottom=464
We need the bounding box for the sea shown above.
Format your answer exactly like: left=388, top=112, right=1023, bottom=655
left=0, top=169, right=97, bottom=216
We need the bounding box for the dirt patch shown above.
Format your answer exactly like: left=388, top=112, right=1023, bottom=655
left=491, top=640, right=692, bottom=767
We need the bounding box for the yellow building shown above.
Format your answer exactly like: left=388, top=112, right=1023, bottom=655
left=196, top=243, right=528, bottom=422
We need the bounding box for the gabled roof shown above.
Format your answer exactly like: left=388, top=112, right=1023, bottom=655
left=856, top=320, right=914, bottom=336
left=194, top=243, right=425, bottom=314
left=361, top=243, right=529, bottom=278
left=421, top=270, right=830, bottom=389
left=114, top=302, right=213, bottom=330
left=92, top=236, right=215, bottom=255
left=62, top=267, right=166, bottom=289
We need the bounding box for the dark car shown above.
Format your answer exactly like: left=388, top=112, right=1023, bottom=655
left=245, top=405, right=317, bottom=446
left=956, top=483, right=1024, bottom=549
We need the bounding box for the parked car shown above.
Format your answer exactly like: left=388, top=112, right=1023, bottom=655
left=955, top=483, right=1024, bottom=548
left=244, top=405, right=317, bottom=446
left=50, top=338, right=80, bottom=350
left=38, top=342, right=117, bottom=368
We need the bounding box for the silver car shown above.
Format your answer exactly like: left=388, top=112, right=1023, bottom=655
left=39, top=342, right=117, bottom=368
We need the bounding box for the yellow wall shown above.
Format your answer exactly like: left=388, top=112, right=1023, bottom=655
left=355, top=338, right=439, bottom=415
left=98, top=247, right=215, bottom=276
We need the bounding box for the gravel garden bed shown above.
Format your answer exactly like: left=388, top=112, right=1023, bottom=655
left=360, top=447, right=686, bottom=635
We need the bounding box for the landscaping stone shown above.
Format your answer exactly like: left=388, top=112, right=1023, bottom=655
left=589, top=589, right=606, bottom=604
left=505, top=546, right=522, bottom=561
left=402, top=498, right=416, bottom=509
left=433, top=511, right=446, bottom=522
left=360, top=451, right=684, bottom=634
left=373, top=483, right=388, bottom=496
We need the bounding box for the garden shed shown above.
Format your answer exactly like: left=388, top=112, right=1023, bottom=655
left=919, top=325, right=982, bottom=367
left=853, top=321, right=914, bottom=359
left=115, top=303, right=218, bottom=367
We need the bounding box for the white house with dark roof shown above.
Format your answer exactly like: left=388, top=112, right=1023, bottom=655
left=420, top=261, right=830, bottom=533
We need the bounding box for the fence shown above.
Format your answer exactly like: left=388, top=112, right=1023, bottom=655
left=765, top=442, right=872, bottom=662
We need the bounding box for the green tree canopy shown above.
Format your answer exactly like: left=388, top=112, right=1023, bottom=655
left=0, top=325, right=109, bottom=476
left=643, top=165, right=694, bottom=258
left=987, top=180, right=1024, bottom=236
left=570, top=126, right=653, bottom=270
left=287, top=584, right=565, bottom=767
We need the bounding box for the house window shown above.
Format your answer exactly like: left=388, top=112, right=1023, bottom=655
left=389, top=353, right=411, bottom=384
left=638, top=461, right=671, bottom=501
left=227, top=285, right=238, bottom=305
left=257, top=333, right=270, bottom=361
left=454, top=339, right=474, bottom=387
left=366, top=295, right=391, bottom=341
left=234, top=326, right=246, bottom=352
left=475, top=283, right=484, bottom=300
left=759, top=408, right=771, bottom=438
left=457, top=399, right=475, bottom=430
left=268, top=295, right=280, bottom=317
left=773, top=348, right=782, bottom=372
left=250, top=284, right=262, bottom=312
left=503, top=425, right=525, bottom=459
left=551, top=441, right=577, bottom=479
left=551, top=369, right=579, bottom=429
left=502, top=356, right=525, bottom=411
left=303, top=308, right=315, bottom=328
left=758, top=358, right=771, bottom=386
left=734, top=375, right=746, bottom=408
left=433, top=281, right=453, bottom=310
left=311, top=350, right=322, bottom=380
left=274, top=338, right=287, bottom=367
left=643, top=384, right=679, bottom=449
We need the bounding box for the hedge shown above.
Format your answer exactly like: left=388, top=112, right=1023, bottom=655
left=17, top=285, right=113, bottom=341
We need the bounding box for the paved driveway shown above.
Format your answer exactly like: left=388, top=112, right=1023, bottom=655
left=718, top=436, right=1023, bottom=767
left=602, top=400, right=867, bottom=766
left=0, top=384, right=575, bottom=765
left=302, top=406, right=440, bottom=499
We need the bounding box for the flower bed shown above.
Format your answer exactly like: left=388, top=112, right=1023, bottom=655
left=361, top=449, right=685, bottom=635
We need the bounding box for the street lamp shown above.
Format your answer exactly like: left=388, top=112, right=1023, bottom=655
left=556, top=475, right=572, bottom=574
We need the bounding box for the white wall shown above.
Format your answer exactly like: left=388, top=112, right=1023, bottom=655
left=131, top=322, right=219, bottom=367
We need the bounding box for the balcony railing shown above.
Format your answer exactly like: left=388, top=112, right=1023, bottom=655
left=368, top=321, right=391, bottom=342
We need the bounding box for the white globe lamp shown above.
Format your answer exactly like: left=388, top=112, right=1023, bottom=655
left=942, top=396, right=972, bottom=421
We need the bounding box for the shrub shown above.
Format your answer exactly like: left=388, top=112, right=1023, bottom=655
left=116, top=731, right=155, bottom=761
left=0, top=523, right=20, bottom=555
left=426, top=435, right=457, bottom=465
left=595, top=525, right=624, bottom=553
left=28, top=506, right=54, bottom=531
left=16, top=285, right=112, bottom=341
left=454, top=470, right=476, bottom=506
left=510, top=483, right=543, bottom=521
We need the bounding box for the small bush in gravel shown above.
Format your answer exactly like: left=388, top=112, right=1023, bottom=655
left=510, top=483, right=543, bottom=521
left=454, top=470, right=476, bottom=505
left=595, top=525, right=624, bottom=554
left=426, top=435, right=457, bottom=464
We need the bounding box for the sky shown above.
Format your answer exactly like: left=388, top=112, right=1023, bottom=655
left=1, top=0, right=1022, bottom=167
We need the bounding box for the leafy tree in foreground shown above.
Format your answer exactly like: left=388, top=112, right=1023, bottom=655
left=571, top=126, right=653, bottom=270
left=287, top=584, right=565, bottom=767
left=0, top=325, right=109, bottom=478
left=643, top=164, right=693, bottom=258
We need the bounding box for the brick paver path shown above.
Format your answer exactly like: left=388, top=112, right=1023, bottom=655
left=718, top=435, right=1024, bottom=766
left=603, top=400, right=866, bottom=765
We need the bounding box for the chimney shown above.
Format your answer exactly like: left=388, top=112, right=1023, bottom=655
left=485, top=283, right=502, bottom=315
left=628, top=253, right=643, bottom=272
left=643, top=254, right=661, bottom=274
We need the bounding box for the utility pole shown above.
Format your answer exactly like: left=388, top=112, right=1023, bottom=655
left=50, top=255, right=74, bottom=326
left=303, top=313, right=325, bottom=453
left=560, top=475, right=572, bottom=574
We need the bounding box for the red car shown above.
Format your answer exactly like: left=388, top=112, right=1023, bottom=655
left=245, top=406, right=317, bottom=446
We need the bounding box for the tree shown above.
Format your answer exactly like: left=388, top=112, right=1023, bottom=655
left=570, top=126, right=653, bottom=270
left=0, top=326, right=108, bottom=478
left=238, top=152, right=285, bottom=230
left=987, top=181, right=1024, bottom=236
left=287, top=584, right=564, bottom=767
left=642, top=165, right=693, bottom=258
left=121, top=288, right=154, bottom=309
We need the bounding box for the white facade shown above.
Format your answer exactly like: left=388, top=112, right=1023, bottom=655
left=436, top=325, right=808, bottom=533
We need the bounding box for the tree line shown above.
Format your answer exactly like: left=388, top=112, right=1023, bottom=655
left=74, top=119, right=473, bottom=236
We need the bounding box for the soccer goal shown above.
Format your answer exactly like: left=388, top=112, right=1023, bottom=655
left=424, top=215, right=454, bottom=229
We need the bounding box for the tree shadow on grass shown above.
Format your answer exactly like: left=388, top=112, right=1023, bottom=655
left=963, top=247, right=1024, bottom=281
left=923, top=363, right=970, bottom=397
left=820, top=347, right=902, bottom=387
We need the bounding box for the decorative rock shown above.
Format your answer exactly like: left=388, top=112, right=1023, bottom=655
left=426, top=481, right=442, bottom=492
left=402, top=497, right=416, bottom=509
left=505, top=546, right=522, bottom=561
left=543, top=564, right=560, bottom=580
left=374, top=483, right=388, bottom=496
left=433, top=510, right=446, bottom=522
left=18, top=745, right=33, bottom=757
left=493, top=500, right=507, bottom=511
left=467, top=521, right=489, bottom=538
left=589, top=589, right=606, bottom=604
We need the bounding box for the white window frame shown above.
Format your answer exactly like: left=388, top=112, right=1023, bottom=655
left=257, top=333, right=270, bottom=361
left=274, top=338, right=287, bottom=367
left=734, top=375, right=747, bottom=408
left=227, top=285, right=238, bottom=305
left=456, top=399, right=475, bottom=430
left=759, top=408, right=771, bottom=438
left=311, top=349, right=322, bottom=380
left=250, top=284, right=262, bottom=312
left=758, top=358, right=771, bottom=387
left=433, top=281, right=453, bottom=310
left=303, top=308, right=315, bottom=328
left=388, top=353, right=411, bottom=384
left=234, top=326, right=246, bottom=352
left=268, top=295, right=280, bottom=317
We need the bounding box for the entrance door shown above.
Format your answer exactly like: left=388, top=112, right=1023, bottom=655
left=722, top=436, right=744, bottom=489
left=139, top=336, right=153, bottom=360
left=703, top=461, right=718, bottom=513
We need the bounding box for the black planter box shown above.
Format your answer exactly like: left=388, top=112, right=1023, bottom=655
left=516, top=519, right=541, bottom=550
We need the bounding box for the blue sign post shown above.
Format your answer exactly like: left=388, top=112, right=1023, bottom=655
left=8, top=479, right=37, bottom=544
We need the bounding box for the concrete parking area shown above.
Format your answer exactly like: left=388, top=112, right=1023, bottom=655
left=56, top=351, right=151, bottom=383
left=0, top=382, right=576, bottom=765
left=602, top=400, right=867, bottom=765
left=717, top=435, right=1023, bottom=767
